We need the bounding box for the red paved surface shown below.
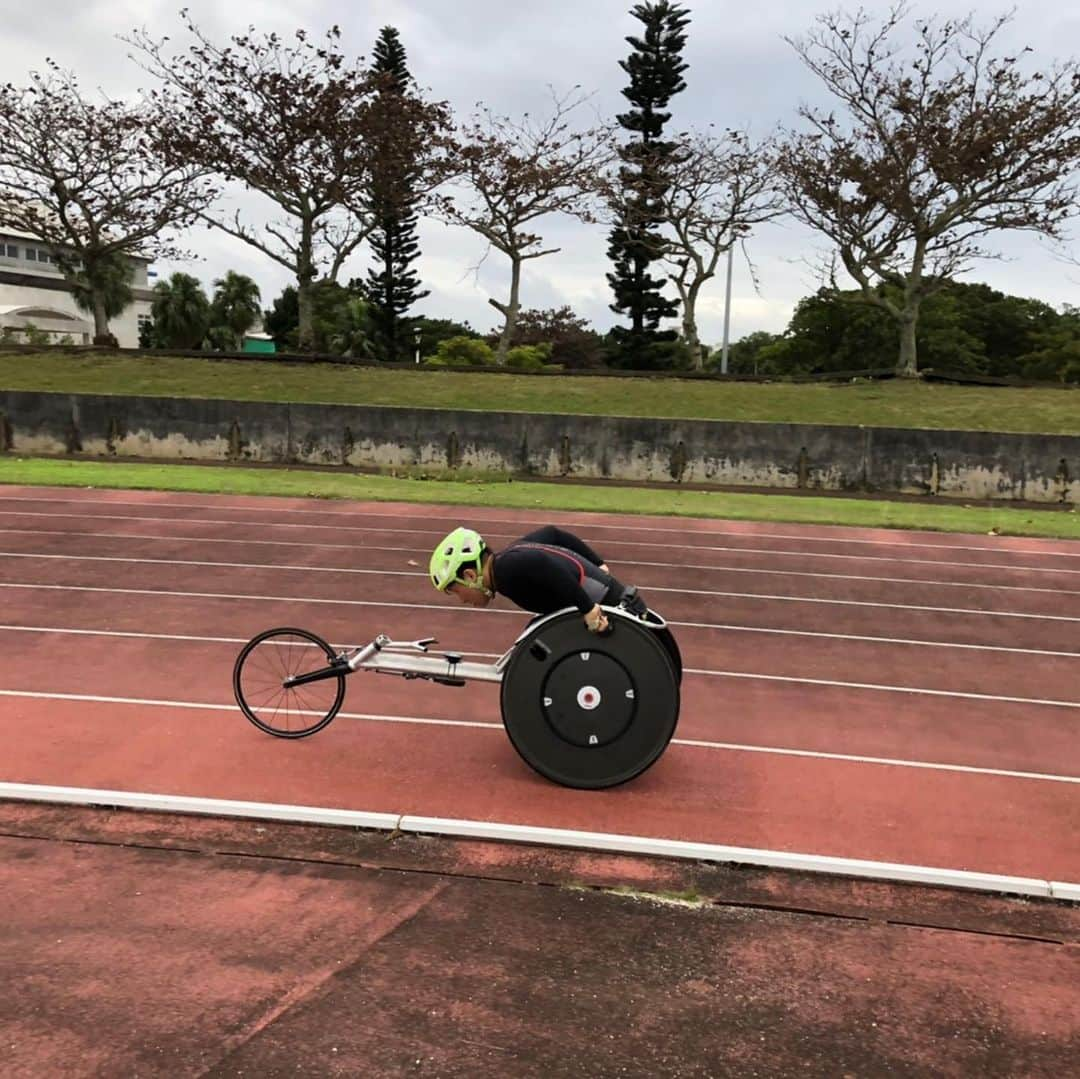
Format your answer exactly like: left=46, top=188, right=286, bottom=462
left=2, top=485, right=1079, bottom=1075
left=2, top=803, right=1078, bottom=1078
left=1, top=485, right=1077, bottom=882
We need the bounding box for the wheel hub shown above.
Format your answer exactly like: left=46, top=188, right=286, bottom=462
left=541, top=651, right=635, bottom=748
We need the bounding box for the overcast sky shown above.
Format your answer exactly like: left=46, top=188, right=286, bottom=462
left=6, top=0, right=1080, bottom=342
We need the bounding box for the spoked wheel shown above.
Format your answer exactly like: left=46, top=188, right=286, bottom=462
left=233, top=627, right=346, bottom=738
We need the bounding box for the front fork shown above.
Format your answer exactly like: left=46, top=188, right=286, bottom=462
left=282, top=636, right=388, bottom=689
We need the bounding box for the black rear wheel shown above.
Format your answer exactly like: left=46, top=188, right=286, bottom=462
left=500, top=610, right=680, bottom=789
left=233, top=627, right=346, bottom=738
left=646, top=617, right=682, bottom=685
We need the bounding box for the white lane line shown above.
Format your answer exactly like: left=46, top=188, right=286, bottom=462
left=1, top=688, right=1078, bottom=781
left=4, top=509, right=1077, bottom=571
left=675, top=623, right=1080, bottom=658
left=0, top=624, right=248, bottom=645
left=0, top=782, right=1074, bottom=900
left=673, top=738, right=1080, bottom=783
left=0, top=527, right=421, bottom=554
left=671, top=591, right=1080, bottom=621
left=683, top=668, right=1080, bottom=709
left=2, top=492, right=1077, bottom=558
left=4, top=579, right=1077, bottom=624
left=0, top=581, right=515, bottom=616
left=1, top=621, right=1075, bottom=660
left=615, top=561, right=1080, bottom=596
left=7, top=552, right=1078, bottom=614
left=0, top=689, right=501, bottom=729
left=0, top=624, right=499, bottom=658
left=1, top=543, right=1076, bottom=597
left=0, top=551, right=416, bottom=579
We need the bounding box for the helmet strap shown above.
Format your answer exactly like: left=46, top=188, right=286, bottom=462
left=458, top=555, right=493, bottom=598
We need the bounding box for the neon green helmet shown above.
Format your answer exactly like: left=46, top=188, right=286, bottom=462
left=430, top=527, right=487, bottom=591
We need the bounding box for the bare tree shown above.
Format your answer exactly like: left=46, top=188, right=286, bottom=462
left=657, top=129, right=784, bottom=368
left=128, top=17, right=450, bottom=351
left=436, top=91, right=612, bottom=365
left=777, top=4, right=1080, bottom=376
left=0, top=63, right=215, bottom=343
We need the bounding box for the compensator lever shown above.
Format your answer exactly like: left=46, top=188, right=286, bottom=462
left=381, top=636, right=437, bottom=653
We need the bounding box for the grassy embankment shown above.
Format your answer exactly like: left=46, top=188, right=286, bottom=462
left=1, top=351, right=1077, bottom=432
left=0, top=351, right=1076, bottom=538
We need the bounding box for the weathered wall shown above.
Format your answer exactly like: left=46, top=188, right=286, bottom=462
left=1, top=390, right=1076, bottom=503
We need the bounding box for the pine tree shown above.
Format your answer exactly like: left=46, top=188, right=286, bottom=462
left=364, top=26, right=429, bottom=362
left=372, top=26, right=409, bottom=92
left=606, top=2, right=690, bottom=368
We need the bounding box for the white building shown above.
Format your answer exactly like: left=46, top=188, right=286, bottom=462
left=0, top=227, right=154, bottom=347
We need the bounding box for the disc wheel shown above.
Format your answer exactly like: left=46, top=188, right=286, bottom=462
left=500, top=610, right=680, bottom=789
left=233, top=627, right=346, bottom=738
left=643, top=610, right=682, bottom=685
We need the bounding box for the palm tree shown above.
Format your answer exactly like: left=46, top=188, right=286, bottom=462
left=150, top=273, right=211, bottom=349
left=328, top=295, right=376, bottom=360
left=69, top=251, right=134, bottom=337
left=209, top=271, right=262, bottom=349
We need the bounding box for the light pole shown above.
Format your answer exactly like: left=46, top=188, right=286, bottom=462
left=720, top=242, right=734, bottom=375
left=413, top=326, right=423, bottom=365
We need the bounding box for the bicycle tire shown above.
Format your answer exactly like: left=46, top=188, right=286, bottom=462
left=233, top=627, right=346, bottom=739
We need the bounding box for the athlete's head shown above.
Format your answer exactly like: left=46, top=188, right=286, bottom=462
left=429, top=526, right=492, bottom=607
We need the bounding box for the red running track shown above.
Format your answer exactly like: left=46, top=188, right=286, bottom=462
left=0, top=485, right=1078, bottom=886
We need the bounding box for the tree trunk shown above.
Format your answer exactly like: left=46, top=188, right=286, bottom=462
left=682, top=278, right=704, bottom=370
left=91, top=290, right=109, bottom=340
left=896, top=308, right=919, bottom=377
left=492, top=255, right=523, bottom=366
left=296, top=215, right=316, bottom=352
left=297, top=279, right=315, bottom=352
left=632, top=254, right=646, bottom=336
left=385, top=257, right=397, bottom=363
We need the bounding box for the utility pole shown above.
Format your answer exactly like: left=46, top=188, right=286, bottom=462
left=720, top=243, right=734, bottom=375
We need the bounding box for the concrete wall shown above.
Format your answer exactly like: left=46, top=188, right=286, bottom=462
left=1, top=390, right=1077, bottom=503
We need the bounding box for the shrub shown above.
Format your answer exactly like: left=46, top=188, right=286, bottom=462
left=1018, top=340, right=1080, bottom=383
left=506, top=343, right=553, bottom=370
left=1, top=322, right=53, bottom=348
left=514, top=307, right=607, bottom=369
left=430, top=335, right=495, bottom=366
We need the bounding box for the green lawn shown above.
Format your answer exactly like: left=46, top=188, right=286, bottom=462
left=2, top=351, right=1078, bottom=434
left=2, top=458, right=1076, bottom=540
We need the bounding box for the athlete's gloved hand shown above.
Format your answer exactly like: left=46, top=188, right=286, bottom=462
left=584, top=604, right=610, bottom=635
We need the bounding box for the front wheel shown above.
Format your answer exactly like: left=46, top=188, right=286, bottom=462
left=233, top=627, right=346, bottom=738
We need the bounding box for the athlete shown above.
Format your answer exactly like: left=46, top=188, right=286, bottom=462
left=429, top=524, right=647, bottom=634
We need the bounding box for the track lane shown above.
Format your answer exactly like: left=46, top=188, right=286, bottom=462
left=3, top=485, right=1079, bottom=889
left=2, top=487, right=1077, bottom=557
left=2, top=693, right=1077, bottom=881
left=3, top=543, right=1079, bottom=615
left=2, top=573, right=1079, bottom=702
left=3, top=628, right=1078, bottom=783
left=1, top=501, right=1077, bottom=572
